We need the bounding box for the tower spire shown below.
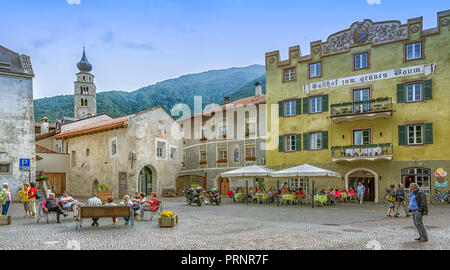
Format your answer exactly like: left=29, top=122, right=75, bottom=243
left=77, top=46, right=92, bottom=72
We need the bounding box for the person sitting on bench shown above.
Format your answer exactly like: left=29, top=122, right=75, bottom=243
left=42, top=193, right=68, bottom=223
left=60, top=191, right=80, bottom=220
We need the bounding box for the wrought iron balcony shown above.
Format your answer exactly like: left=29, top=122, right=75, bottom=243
left=330, top=97, right=393, bottom=122
left=331, top=143, right=393, bottom=162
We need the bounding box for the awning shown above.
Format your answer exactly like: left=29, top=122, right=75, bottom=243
left=221, top=165, right=275, bottom=178
left=271, top=164, right=341, bottom=178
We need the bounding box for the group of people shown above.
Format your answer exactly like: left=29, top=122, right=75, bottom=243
left=1, top=182, right=38, bottom=217
left=86, top=192, right=159, bottom=226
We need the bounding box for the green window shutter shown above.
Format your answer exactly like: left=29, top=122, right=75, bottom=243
left=278, top=101, right=284, bottom=117
left=303, top=97, right=309, bottom=114
left=296, top=99, right=302, bottom=115
left=303, top=133, right=310, bottom=151
left=423, top=80, right=432, bottom=100
left=321, top=131, right=329, bottom=149
left=279, top=135, right=284, bottom=152
left=321, top=95, right=329, bottom=112
left=398, top=125, right=407, bottom=146
left=424, top=123, right=433, bottom=144
left=397, top=84, right=405, bottom=103
left=295, top=134, right=302, bottom=151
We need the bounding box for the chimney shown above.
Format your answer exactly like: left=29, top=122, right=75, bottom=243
left=40, top=117, right=49, bottom=135
left=255, top=82, right=263, bottom=96
left=224, top=97, right=230, bottom=105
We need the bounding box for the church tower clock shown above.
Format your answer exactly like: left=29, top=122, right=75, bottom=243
left=74, top=47, right=97, bottom=119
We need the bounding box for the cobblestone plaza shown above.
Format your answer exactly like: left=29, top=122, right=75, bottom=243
left=1, top=197, right=449, bottom=250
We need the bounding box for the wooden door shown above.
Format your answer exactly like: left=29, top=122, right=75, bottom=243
left=218, top=178, right=230, bottom=195
left=45, top=173, right=66, bottom=195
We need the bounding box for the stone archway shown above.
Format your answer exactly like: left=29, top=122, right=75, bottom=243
left=345, top=168, right=379, bottom=203
left=138, top=166, right=157, bottom=195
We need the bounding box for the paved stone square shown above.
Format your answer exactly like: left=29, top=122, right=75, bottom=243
left=1, top=197, right=449, bottom=250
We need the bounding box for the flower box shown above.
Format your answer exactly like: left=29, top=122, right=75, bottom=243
left=0, top=216, right=12, bottom=226
left=200, top=137, right=208, bottom=142
left=158, top=215, right=178, bottom=227
left=245, top=156, right=256, bottom=161
left=217, top=158, right=228, bottom=163
left=199, top=160, right=207, bottom=165
left=97, top=190, right=113, bottom=203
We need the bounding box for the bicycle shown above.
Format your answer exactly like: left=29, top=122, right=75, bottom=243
left=430, top=189, right=449, bottom=205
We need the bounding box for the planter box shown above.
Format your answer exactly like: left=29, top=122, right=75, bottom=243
left=158, top=215, right=178, bottom=227
left=0, top=216, right=12, bottom=226
left=97, top=190, right=113, bottom=203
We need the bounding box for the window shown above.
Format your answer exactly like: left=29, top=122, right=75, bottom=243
left=310, top=132, right=322, bottom=150
left=285, top=135, right=296, bottom=152
left=283, top=68, right=296, bottom=82
left=110, top=138, right=117, bottom=157
left=246, top=147, right=256, bottom=158
left=285, top=100, right=296, bottom=116
left=402, top=168, right=431, bottom=194
left=0, top=164, right=11, bottom=174
left=218, top=150, right=227, bottom=159
left=86, top=149, right=90, bottom=157
left=354, top=52, right=368, bottom=70
left=220, top=125, right=227, bottom=137
left=408, top=125, right=423, bottom=145
left=406, top=83, right=422, bottom=102
left=288, top=178, right=309, bottom=192
left=353, top=88, right=370, bottom=113
left=170, top=147, right=177, bottom=161
left=406, top=42, right=422, bottom=61
left=353, top=129, right=371, bottom=145
left=309, top=62, right=321, bottom=78
left=200, top=151, right=207, bottom=161
left=157, top=141, right=166, bottom=159
left=71, top=151, right=76, bottom=167
left=310, top=97, right=322, bottom=113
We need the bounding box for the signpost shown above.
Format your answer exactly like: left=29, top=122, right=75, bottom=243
left=20, top=158, right=31, bottom=184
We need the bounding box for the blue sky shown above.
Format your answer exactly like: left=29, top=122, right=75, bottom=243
left=1, top=0, right=448, bottom=98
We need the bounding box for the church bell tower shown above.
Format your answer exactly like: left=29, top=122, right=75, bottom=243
left=74, top=47, right=97, bottom=119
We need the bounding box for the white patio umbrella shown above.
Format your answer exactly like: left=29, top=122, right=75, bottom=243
left=221, top=165, right=275, bottom=204
left=271, top=164, right=341, bottom=178
left=221, top=165, right=275, bottom=178
left=271, top=164, right=341, bottom=207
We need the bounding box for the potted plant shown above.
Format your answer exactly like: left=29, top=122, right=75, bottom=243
left=96, top=184, right=112, bottom=203
left=158, top=211, right=178, bottom=227
left=37, top=175, right=48, bottom=182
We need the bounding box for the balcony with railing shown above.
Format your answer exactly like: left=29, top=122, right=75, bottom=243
left=331, top=143, right=393, bottom=162
left=330, top=97, right=393, bottom=123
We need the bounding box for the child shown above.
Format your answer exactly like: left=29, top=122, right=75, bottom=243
left=104, top=196, right=117, bottom=225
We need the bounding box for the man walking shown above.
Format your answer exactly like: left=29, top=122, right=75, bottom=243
left=357, top=182, right=365, bottom=204
left=394, top=183, right=410, bottom=218
left=409, top=183, right=428, bottom=242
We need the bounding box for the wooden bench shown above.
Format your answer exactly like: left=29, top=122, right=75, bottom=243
left=76, top=206, right=134, bottom=230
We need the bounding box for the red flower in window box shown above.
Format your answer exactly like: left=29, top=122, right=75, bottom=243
left=245, top=156, right=256, bottom=161
left=217, top=158, right=228, bottom=163
left=199, top=160, right=207, bottom=165
left=200, top=137, right=208, bottom=142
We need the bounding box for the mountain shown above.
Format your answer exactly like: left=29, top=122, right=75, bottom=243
left=34, top=64, right=266, bottom=123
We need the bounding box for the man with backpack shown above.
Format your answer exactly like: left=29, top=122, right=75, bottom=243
left=409, top=183, right=428, bottom=242
left=0, top=183, right=11, bottom=216
left=394, top=183, right=410, bottom=218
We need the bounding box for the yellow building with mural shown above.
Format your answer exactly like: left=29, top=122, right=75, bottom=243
left=265, top=10, right=450, bottom=202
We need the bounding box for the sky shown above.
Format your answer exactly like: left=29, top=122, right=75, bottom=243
left=1, top=0, right=448, bottom=99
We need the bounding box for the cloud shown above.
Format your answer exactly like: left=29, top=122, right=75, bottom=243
left=67, top=0, right=81, bottom=4
left=366, top=0, right=381, bottom=4
left=124, top=42, right=156, bottom=51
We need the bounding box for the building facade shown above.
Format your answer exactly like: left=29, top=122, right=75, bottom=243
left=0, top=45, right=36, bottom=195
left=54, top=107, right=183, bottom=198
left=265, top=10, right=450, bottom=202
left=177, top=83, right=266, bottom=194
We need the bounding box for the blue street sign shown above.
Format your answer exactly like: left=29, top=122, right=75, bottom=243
left=20, top=158, right=30, bottom=171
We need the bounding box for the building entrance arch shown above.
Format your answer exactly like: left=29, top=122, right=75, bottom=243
left=345, top=168, right=379, bottom=203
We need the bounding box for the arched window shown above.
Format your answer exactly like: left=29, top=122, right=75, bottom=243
left=85, top=99, right=88, bottom=106
left=233, top=145, right=239, bottom=163
left=81, top=99, right=84, bottom=106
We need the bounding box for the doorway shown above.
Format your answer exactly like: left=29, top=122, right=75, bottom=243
left=347, top=169, right=377, bottom=202
left=139, top=166, right=155, bottom=195
left=218, top=177, right=230, bottom=195
left=45, top=173, right=66, bottom=195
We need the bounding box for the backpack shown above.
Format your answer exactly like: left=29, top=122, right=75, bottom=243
left=386, top=193, right=396, bottom=203
left=0, top=189, right=7, bottom=205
